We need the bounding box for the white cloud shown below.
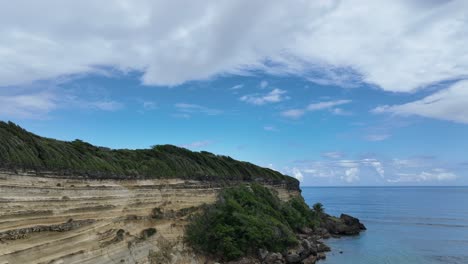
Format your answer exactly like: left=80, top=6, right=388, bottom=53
left=175, top=103, right=222, bottom=116
left=337, top=160, right=360, bottom=168
left=331, top=108, right=352, bottom=116
left=392, top=157, right=436, bottom=168
left=321, top=151, right=344, bottom=159
left=180, top=140, right=213, bottom=149
left=362, top=159, right=385, bottom=178
left=0, top=91, right=57, bottom=119
left=388, top=169, right=457, bottom=183
left=373, top=80, right=468, bottom=124
left=292, top=154, right=463, bottom=185
left=0, top=89, right=123, bottom=119
left=89, top=100, right=123, bottom=111
left=292, top=167, right=304, bottom=182
left=240, top=88, right=287, bottom=105
left=1, top=0, right=467, bottom=95
left=230, top=84, right=244, bottom=90
left=280, top=109, right=305, bottom=119
left=307, top=100, right=351, bottom=111
left=342, top=167, right=360, bottom=183
left=259, top=80, right=268, bottom=89
left=373, top=162, right=385, bottom=178
left=282, top=99, right=352, bottom=119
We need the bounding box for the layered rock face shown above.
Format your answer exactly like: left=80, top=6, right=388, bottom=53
left=0, top=172, right=299, bottom=264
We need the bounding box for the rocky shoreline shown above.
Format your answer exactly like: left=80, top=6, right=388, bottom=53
left=226, top=214, right=366, bottom=264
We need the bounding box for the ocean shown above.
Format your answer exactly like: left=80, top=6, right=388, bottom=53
left=301, top=187, right=468, bottom=264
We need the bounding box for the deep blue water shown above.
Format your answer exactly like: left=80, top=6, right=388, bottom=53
left=301, top=187, right=468, bottom=264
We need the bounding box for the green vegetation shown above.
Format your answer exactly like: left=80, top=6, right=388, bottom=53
left=0, top=121, right=297, bottom=187
left=140, top=228, right=157, bottom=239
left=185, top=184, right=321, bottom=261
left=313, top=202, right=324, bottom=215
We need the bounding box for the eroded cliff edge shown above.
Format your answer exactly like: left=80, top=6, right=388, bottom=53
left=0, top=122, right=365, bottom=264
left=0, top=172, right=299, bottom=264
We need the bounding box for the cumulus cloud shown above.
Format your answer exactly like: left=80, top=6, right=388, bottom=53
left=373, top=80, right=468, bottom=124
left=240, top=88, right=287, bottom=105
left=291, top=154, right=462, bottom=185
left=342, top=167, right=360, bottom=183
left=290, top=158, right=377, bottom=184
left=362, top=159, right=385, bottom=178
left=1, top=0, right=467, bottom=94
left=292, top=167, right=304, bottom=182
left=388, top=169, right=457, bottom=183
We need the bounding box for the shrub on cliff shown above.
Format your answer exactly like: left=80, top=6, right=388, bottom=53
left=185, top=184, right=319, bottom=261
left=313, top=202, right=325, bottom=216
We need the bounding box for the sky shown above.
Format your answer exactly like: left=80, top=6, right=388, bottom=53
left=1, top=0, right=467, bottom=186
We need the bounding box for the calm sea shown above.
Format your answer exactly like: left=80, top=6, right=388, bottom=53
left=301, top=187, right=468, bottom=264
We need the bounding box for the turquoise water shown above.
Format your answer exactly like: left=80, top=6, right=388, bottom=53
left=301, top=187, right=468, bottom=264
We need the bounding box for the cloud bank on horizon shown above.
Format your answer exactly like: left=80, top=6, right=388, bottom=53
left=0, top=0, right=467, bottom=185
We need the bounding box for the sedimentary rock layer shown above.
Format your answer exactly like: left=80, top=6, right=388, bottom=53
left=0, top=172, right=299, bottom=264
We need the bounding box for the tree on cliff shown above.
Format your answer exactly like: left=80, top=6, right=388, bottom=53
left=313, top=203, right=324, bottom=216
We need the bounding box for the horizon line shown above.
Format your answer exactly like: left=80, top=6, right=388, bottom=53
left=300, top=185, right=468, bottom=188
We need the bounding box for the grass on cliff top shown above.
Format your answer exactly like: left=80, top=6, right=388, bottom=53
left=0, top=121, right=297, bottom=185
left=185, top=184, right=322, bottom=261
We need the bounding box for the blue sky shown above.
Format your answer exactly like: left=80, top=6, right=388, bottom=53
left=1, top=0, right=467, bottom=186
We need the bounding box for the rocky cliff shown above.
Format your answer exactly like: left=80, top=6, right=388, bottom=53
left=0, top=171, right=299, bottom=264
left=0, top=123, right=365, bottom=264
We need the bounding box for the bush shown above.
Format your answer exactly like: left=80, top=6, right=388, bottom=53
left=313, top=202, right=324, bottom=215
left=0, top=121, right=299, bottom=189
left=141, top=228, right=157, bottom=239
left=185, top=184, right=319, bottom=261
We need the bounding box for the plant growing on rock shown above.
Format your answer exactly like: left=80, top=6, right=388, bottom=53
left=185, top=184, right=320, bottom=261
left=313, top=203, right=324, bottom=216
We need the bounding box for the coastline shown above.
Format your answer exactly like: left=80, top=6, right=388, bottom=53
left=301, top=186, right=468, bottom=264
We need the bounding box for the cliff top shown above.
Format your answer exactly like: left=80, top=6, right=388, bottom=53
left=0, top=121, right=298, bottom=188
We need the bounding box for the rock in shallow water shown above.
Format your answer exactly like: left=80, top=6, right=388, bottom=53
left=301, top=255, right=317, bottom=264
left=340, top=214, right=367, bottom=231
left=321, top=213, right=366, bottom=236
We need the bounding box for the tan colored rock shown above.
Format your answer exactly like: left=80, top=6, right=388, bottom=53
left=0, top=173, right=299, bottom=264
left=301, top=255, right=317, bottom=264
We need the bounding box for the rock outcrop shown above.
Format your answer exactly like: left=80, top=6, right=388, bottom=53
left=227, top=213, right=366, bottom=264
left=0, top=172, right=299, bottom=264
left=321, top=213, right=367, bottom=236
